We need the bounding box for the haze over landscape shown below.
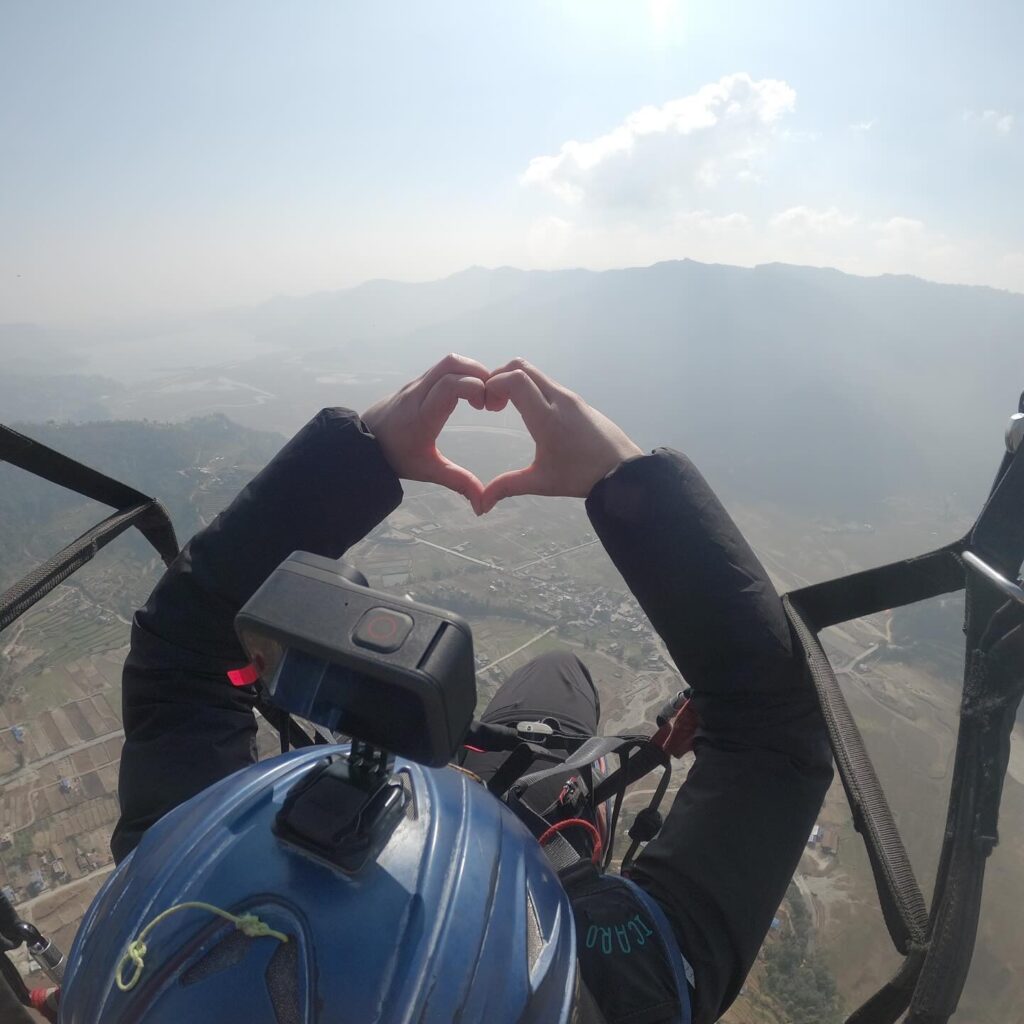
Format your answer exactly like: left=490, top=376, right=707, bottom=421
left=2, top=3, right=1023, bottom=1023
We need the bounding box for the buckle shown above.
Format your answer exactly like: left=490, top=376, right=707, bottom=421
left=516, top=720, right=555, bottom=741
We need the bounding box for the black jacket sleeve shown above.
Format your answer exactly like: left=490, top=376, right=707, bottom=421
left=586, top=447, right=830, bottom=760
left=111, top=408, right=402, bottom=862
left=586, top=449, right=833, bottom=1024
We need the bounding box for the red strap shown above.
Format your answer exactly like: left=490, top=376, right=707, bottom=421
left=227, top=663, right=260, bottom=687
left=538, top=818, right=603, bottom=865
left=30, top=988, right=60, bottom=1023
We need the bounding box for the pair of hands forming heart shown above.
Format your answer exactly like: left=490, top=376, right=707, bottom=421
left=361, top=355, right=643, bottom=516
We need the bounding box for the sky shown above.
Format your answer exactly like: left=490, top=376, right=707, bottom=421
left=2, top=0, right=1023, bottom=324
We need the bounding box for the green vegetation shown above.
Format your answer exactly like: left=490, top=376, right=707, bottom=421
left=0, top=415, right=283, bottom=592
left=420, top=586, right=554, bottom=627
left=0, top=373, right=123, bottom=424
left=764, top=885, right=842, bottom=1024
left=11, top=828, right=35, bottom=862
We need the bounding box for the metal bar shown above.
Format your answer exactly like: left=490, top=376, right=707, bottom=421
left=961, top=551, right=1024, bottom=606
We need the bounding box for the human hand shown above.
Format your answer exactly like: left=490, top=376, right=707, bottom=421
left=479, top=358, right=643, bottom=514
left=362, top=354, right=489, bottom=513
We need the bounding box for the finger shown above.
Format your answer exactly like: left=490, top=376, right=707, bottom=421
left=479, top=465, right=543, bottom=514
left=483, top=369, right=549, bottom=431
left=415, top=353, right=490, bottom=396
left=426, top=457, right=485, bottom=510
left=422, top=374, right=487, bottom=430
left=489, top=357, right=562, bottom=400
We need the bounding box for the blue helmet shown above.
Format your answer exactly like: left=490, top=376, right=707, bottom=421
left=60, top=746, right=578, bottom=1023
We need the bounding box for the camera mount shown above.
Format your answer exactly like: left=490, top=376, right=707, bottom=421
left=234, top=552, right=477, bottom=870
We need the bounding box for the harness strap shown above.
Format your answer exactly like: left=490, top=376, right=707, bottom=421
left=0, top=424, right=179, bottom=633
left=784, top=406, right=1024, bottom=1024
left=486, top=742, right=554, bottom=797
left=784, top=593, right=929, bottom=954
left=0, top=424, right=179, bottom=565
left=969, top=413, right=1024, bottom=577
left=509, top=736, right=628, bottom=795
left=619, top=754, right=672, bottom=873
left=785, top=544, right=964, bottom=632
left=591, top=741, right=669, bottom=809
left=905, top=598, right=1024, bottom=1024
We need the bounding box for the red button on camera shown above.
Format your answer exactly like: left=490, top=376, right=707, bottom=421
left=353, top=607, right=414, bottom=653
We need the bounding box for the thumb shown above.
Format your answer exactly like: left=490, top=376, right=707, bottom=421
left=480, top=465, right=542, bottom=515
left=425, top=456, right=485, bottom=511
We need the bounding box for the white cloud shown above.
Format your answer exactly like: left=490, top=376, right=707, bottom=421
left=988, top=111, right=1014, bottom=135
left=518, top=81, right=1023, bottom=295
left=771, top=206, right=858, bottom=233
left=965, top=109, right=1014, bottom=135
left=522, top=73, right=796, bottom=207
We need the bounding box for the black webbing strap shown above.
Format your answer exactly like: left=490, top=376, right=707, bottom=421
left=0, top=423, right=179, bottom=632
left=591, top=740, right=669, bottom=809
left=494, top=735, right=669, bottom=872
left=252, top=699, right=319, bottom=753
left=2, top=424, right=150, bottom=510
left=969, top=400, right=1024, bottom=578
left=845, top=952, right=926, bottom=1024
left=500, top=770, right=592, bottom=869
left=487, top=742, right=557, bottom=797
left=900, top=438, right=1024, bottom=1023
left=0, top=954, right=32, bottom=1019
left=784, top=594, right=929, bottom=954
left=0, top=892, right=31, bottom=1015
left=0, top=504, right=166, bottom=632
left=466, top=720, right=523, bottom=753
left=618, top=753, right=672, bottom=873
left=906, top=603, right=1024, bottom=1024
left=785, top=544, right=964, bottom=631
left=508, top=736, right=628, bottom=798
left=466, top=719, right=591, bottom=753
left=784, top=410, right=1024, bottom=1024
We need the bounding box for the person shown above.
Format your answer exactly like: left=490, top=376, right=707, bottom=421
left=70, top=355, right=833, bottom=1023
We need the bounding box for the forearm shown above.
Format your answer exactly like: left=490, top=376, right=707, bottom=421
left=113, top=408, right=402, bottom=860
left=586, top=448, right=794, bottom=695
left=588, top=449, right=832, bottom=1021
left=586, top=448, right=828, bottom=759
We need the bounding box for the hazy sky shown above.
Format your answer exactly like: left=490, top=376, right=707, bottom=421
left=2, top=1, right=1022, bottom=323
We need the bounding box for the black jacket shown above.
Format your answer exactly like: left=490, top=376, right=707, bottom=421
left=112, top=408, right=832, bottom=1024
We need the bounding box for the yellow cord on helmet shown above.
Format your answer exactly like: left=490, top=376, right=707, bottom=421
left=115, top=901, right=289, bottom=993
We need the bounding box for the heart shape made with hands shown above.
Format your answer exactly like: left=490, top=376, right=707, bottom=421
left=363, top=355, right=642, bottom=517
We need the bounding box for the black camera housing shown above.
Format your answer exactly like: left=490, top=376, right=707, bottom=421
left=235, top=551, right=476, bottom=767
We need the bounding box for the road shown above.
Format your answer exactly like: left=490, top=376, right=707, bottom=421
left=11, top=754, right=121, bottom=833
left=513, top=540, right=599, bottom=573
left=15, top=863, right=116, bottom=917
left=479, top=626, right=556, bottom=673
left=0, top=729, right=124, bottom=789
left=792, top=874, right=823, bottom=947
left=413, top=538, right=504, bottom=571
left=836, top=643, right=880, bottom=674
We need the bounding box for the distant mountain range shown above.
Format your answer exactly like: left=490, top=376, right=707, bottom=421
left=3, top=260, right=1023, bottom=519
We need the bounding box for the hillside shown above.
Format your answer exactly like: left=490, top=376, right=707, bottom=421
left=10, top=260, right=1015, bottom=527
left=1, top=258, right=1022, bottom=1021
left=0, top=416, right=284, bottom=599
